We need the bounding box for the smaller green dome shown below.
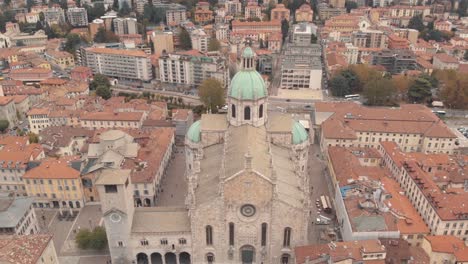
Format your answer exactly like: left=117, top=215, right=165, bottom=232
left=187, top=120, right=201, bottom=143
left=242, top=47, right=255, bottom=58
left=292, top=121, right=308, bottom=144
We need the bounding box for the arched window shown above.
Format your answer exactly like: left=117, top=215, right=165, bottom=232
left=232, top=104, right=236, bottom=118
left=229, top=222, right=234, bottom=246
left=259, top=104, right=263, bottom=118
left=283, top=227, right=291, bottom=248
left=261, top=223, right=267, bottom=246
left=244, top=106, right=251, bottom=120
left=206, top=225, right=213, bottom=245
left=206, top=253, right=215, bottom=264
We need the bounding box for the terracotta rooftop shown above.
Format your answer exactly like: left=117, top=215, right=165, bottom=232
left=24, top=158, right=80, bottom=179
left=434, top=53, right=459, bottom=64
left=425, top=236, right=468, bottom=261
left=172, top=109, right=191, bottom=121
left=316, top=102, right=456, bottom=139
left=295, top=240, right=386, bottom=264
left=0, top=234, right=54, bottom=264
left=80, top=111, right=144, bottom=121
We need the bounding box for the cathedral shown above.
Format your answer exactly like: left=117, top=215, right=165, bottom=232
left=97, top=47, right=311, bottom=264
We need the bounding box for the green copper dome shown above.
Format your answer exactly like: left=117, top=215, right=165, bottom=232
left=242, top=47, right=255, bottom=58
left=187, top=120, right=201, bottom=143
left=229, top=70, right=267, bottom=100
left=292, top=121, right=308, bottom=144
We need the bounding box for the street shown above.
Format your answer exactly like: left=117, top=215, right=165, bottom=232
left=306, top=142, right=338, bottom=244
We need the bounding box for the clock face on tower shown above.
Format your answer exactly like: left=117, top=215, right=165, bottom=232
left=110, top=213, right=122, bottom=223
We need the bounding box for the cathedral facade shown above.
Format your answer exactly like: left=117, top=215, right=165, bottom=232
left=97, top=47, right=311, bottom=264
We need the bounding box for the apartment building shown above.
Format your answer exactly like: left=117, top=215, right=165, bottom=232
left=0, top=195, right=39, bottom=235
left=379, top=142, right=468, bottom=240
left=194, top=8, right=213, bottom=24
left=315, top=102, right=458, bottom=154
left=327, top=42, right=359, bottom=64
left=292, top=23, right=316, bottom=45
left=225, top=0, right=242, bottom=15
left=89, top=19, right=105, bottom=39
left=158, top=51, right=229, bottom=88
left=421, top=236, right=468, bottom=263
left=151, top=31, right=174, bottom=55
left=0, top=234, right=59, bottom=264
left=43, top=6, right=65, bottom=25
left=165, top=4, right=187, bottom=26
left=24, top=159, right=84, bottom=209
left=432, top=53, right=459, bottom=70
left=0, top=137, right=44, bottom=181
left=327, top=146, right=430, bottom=244
left=352, top=29, right=387, bottom=49
left=8, top=68, right=53, bottom=82
left=295, top=3, right=313, bottom=22
left=44, top=50, right=75, bottom=70
left=371, top=49, right=416, bottom=74
left=113, top=18, right=138, bottom=35
left=215, top=23, right=229, bottom=41
left=80, top=112, right=145, bottom=129
left=190, top=28, right=209, bottom=53
left=271, top=4, right=290, bottom=21
left=27, top=108, right=50, bottom=134
left=245, top=3, right=262, bottom=20
left=66, top=7, right=88, bottom=27
left=80, top=47, right=153, bottom=81
left=317, top=3, right=346, bottom=20
left=280, top=44, right=322, bottom=90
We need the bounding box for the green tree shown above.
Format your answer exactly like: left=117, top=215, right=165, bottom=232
left=90, top=74, right=111, bottom=90
left=458, top=0, right=467, bottom=16
left=96, top=85, right=112, bottom=100
left=119, top=1, right=132, bottom=16
left=0, top=120, right=9, bottom=133
left=345, top=1, right=358, bottom=12
left=64, top=33, right=81, bottom=54
left=408, top=15, right=425, bottom=32
left=198, top=78, right=225, bottom=113
left=281, top=19, right=289, bottom=41
left=94, top=28, right=120, bottom=43
left=329, top=75, right=351, bottom=97
left=84, top=3, right=106, bottom=22
left=362, top=77, right=397, bottom=106
left=408, top=77, right=433, bottom=103
left=340, top=69, right=361, bottom=93
left=3, top=0, right=11, bottom=6
left=179, top=28, right=192, bottom=50
left=264, top=0, right=276, bottom=20
left=424, top=30, right=443, bottom=42
left=88, top=227, right=108, bottom=250
left=27, top=0, right=36, bottom=10
left=28, top=132, right=39, bottom=143
left=208, top=38, right=221, bottom=51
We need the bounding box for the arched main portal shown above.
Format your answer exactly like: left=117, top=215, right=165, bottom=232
left=151, top=253, right=163, bottom=264
left=281, top=253, right=291, bottom=264
left=136, top=253, right=149, bottom=264
left=165, top=252, right=177, bottom=264
left=240, top=245, right=255, bottom=264
left=144, top=198, right=151, bottom=207
left=179, top=252, right=191, bottom=264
